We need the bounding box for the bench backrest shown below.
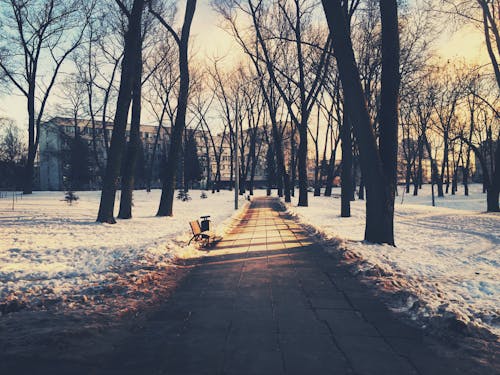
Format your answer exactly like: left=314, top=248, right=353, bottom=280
left=189, top=220, right=202, bottom=235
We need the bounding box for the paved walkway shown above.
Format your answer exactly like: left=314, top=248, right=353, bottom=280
left=98, top=197, right=488, bottom=375
left=3, top=197, right=493, bottom=374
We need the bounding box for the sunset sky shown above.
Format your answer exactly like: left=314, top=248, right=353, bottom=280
left=0, top=1, right=491, bottom=130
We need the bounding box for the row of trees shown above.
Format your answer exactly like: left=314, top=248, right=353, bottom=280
left=0, top=118, right=26, bottom=189
left=0, top=0, right=498, bottom=245
left=399, top=63, right=499, bottom=209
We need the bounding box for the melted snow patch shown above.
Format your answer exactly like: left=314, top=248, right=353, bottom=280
left=287, top=184, right=500, bottom=337
left=0, top=190, right=246, bottom=310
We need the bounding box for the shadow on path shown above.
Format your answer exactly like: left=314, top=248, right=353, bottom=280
left=1, top=197, right=496, bottom=375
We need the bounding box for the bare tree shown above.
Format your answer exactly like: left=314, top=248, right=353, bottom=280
left=208, top=60, right=241, bottom=191
left=455, top=71, right=500, bottom=211
left=143, top=35, right=179, bottom=192
left=191, top=85, right=227, bottom=193
left=337, top=1, right=359, bottom=216
left=410, top=72, right=442, bottom=198
left=399, top=97, right=420, bottom=195
left=189, top=80, right=216, bottom=191
left=322, top=0, right=400, bottom=245
left=96, top=0, right=145, bottom=223
left=216, top=0, right=331, bottom=206
left=150, top=0, right=197, bottom=217
left=240, top=69, right=265, bottom=195
left=79, top=6, right=126, bottom=163
left=0, top=0, right=91, bottom=194
left=214, top=4, right=293, bottom=201
left=431, top=64, right=465, bottom=196
left=443, top=1, right=500, bottom=90
left=322, top=72, right=342, bottom=197
left=118, top=6, right=160, bottom=219
left=117, top=26, right=144, bottom=219
left=0, top=118, right=26, bottom=189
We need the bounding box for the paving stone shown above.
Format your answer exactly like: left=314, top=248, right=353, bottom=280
left=223, top=333, right=284, bottom=375
left=159, top=333, right=227, bottom=375
left=279, top=333, right=353, bottom=375
left=278, top=319, right=330, bottom=336
left=385, top=337, right=470, bottom=375
left=185, top=307, right=233, bottom=332
left=316, top=309, right=380, bottom=337
left=363, top=311, right=424, bottom=339
left=334, top=335, right=419, bottom=375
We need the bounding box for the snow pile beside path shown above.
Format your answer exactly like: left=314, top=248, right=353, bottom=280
left=286, top=184, right=499, bottom=338
left=0, top=190, right=245, bottom=311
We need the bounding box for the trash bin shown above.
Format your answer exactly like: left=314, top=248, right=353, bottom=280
left=200, top=215, right=210, bottom=232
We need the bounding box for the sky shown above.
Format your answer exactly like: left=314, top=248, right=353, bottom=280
left=0, top=1, right=492, bottom=133
left=191, top=1, right=239, bottom=61
left=0, top=1, right=240, bottom=130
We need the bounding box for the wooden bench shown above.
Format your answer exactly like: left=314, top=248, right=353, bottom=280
left=188, top=220, right=221, bottom=248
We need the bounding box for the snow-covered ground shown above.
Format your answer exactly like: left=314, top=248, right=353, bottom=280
left=287, top=184, right=499, bottom=337
left=0, top=190, right=246, bottom=310
left=1, top=184, right=498, bottom=338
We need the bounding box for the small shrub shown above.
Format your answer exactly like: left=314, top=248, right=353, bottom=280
left=176, top=189, right=191, bottom=201
left=64, top=191, right=79, bottom=205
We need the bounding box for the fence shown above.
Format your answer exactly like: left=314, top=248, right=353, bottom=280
left=0, top=190, right=23, bottom=210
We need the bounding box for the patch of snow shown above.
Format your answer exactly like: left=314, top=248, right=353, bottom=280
left=0, top=190, right=246, bottom=309
left=286, top=184, right=500, bottom=337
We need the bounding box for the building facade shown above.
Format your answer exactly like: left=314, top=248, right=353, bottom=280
left=37, top=117, right=326, bottom=191
left=38, top=117, right=169, bottom=190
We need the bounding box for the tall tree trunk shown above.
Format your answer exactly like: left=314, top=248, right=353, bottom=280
left=461, top=135, right=499, bottom=211
left=271, top=117, right=290, bottom=202
left=183, top=134, right=188, bottom=193
left=297, top=118, right=309, bottom=206
left=372, top=0, right=400, bottom=244
left=440, top=132, right=448, bottom=196
left=249, top=130, right=262, bottom=196
left=488, top=138, right=500, bottom=211
left=324, top=147, right=337, bottom=197
left=464, top=130, right=473, bottom=197
left=283, top=170, right=291, bottom=203
left=313, top=105, right=321, bottom=197
left=146, top=123, right=163, bottom=192
left=340, top=115, right=352, bottom=217
left=290, top=126, right=297, bottom=197
left=89, top=101, right=102, bottom=183
left=229, top=137, right=234, bottom=191
left=324, top=160, right=335, bottom=197
left=351, top=153, right=358, bottom=200
left=322, top=0, right=400, bottom=245
left=97, top=0, right=144, bottom=223
left=478, top=0, right=500, bottom=91
left=423, top=135, right=443, bottom=197
left=487, top=186, right=500, bottom=212
left=118, top=39, right=143, bottom=219
left=405, top=162, right=411, bottom=193
left=463, top=161, right=470, bottom=196
left=24, top=85, right=36, bottom=194
left=318, top=120, right=330, bottom=196
left=239, top=135, right=248, bottom=195
left=359, top=176, right=365, bottom=200
left=156, top=0, right=197, bottom=216
left=203, top=134, right=211, bottom=191
left=451, top=141, right=463, bottom=195
left=412, top=177, right=418, bottom=196
left=417, top=135, right=423, bottom=189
